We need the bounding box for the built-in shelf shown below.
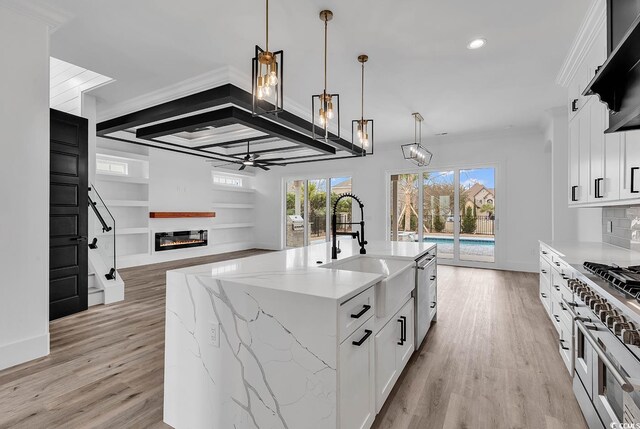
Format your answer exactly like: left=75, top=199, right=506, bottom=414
left=150, top=212, right=216, bottom=218
left=210, top=223, right=255, bottom=230
left=95, top=174, right=150, bottom=184
left=213, top=203, right=255, bottom=209
left=102, top=200, right=150, bottom=207
left=211, top=184, right=256, bottom=193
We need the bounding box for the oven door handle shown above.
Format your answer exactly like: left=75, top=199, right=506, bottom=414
left=576, top=320, right=635, bottom=393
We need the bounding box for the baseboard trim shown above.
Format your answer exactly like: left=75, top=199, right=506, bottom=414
left=0, top=332, right=49, bottom=371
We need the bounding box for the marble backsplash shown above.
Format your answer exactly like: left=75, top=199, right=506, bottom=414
left=602, top=206, right=640, bottom=250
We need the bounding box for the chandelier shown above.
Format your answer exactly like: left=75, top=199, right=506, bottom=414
left=251, top=0, right=283, bottom=116
left=401, top=113, right=433, bottom=166
left=352, top=54, right=373, bottom=155
left=312, top=10, right=340, bottom=141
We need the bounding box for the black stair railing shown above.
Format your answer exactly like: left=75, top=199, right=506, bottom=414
left=88, top=185, right=117, bottom=281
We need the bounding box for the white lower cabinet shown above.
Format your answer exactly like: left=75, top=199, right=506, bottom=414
left=374, top=298, right=414, bottom=412
left=340, top=316, right=375, bottom=429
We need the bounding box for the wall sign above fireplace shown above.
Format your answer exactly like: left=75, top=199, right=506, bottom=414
left=155, top=230, right=208, bottom=252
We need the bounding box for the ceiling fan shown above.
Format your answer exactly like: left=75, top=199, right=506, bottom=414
left=238, top=141, right=280, bottom=171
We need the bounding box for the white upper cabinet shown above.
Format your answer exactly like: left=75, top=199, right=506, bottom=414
left=562, top=6, right=640, bottom=207
left=620, top=131, right=640, bottom=200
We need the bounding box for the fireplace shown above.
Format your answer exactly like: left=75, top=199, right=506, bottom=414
left=155, top=230, right=208, bottom=252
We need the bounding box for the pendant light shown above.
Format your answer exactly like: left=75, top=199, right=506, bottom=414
left=401, top=113, right=433, bottom=166
left=352, top=54, right=374, bottom=156
left=251, top=0, right=283, bottom=116
left=312, top=10, right=340, bottom=141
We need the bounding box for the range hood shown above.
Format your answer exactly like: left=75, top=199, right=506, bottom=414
left=584, top=3, right=640, bottom=133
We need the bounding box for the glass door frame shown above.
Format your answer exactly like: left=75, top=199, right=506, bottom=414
left=283, top=174, right=353, bottom=248
left=386, top=162, right=500, bottom=268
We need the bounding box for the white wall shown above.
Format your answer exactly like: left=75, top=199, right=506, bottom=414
left=254, top=128, right=553, bottom=272
left=545, top=107, right=602, bottom=242
left=0, top=8, right=50, bottom=370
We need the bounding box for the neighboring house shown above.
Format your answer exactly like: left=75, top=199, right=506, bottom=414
left=465, top=183, right=495, bottom=217
left=331, top=177, right=352, bottom=195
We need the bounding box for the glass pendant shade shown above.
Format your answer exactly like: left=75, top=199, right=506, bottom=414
left=251, top=0, right=283, bottom=116
left=312, top=10, right=340, bottom=142
left=401, top=112, right=432, bottom=166
left=351, top=54, right=373, bottom=156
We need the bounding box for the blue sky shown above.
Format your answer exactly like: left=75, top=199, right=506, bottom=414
left=424, top=168, right=495, bottom=189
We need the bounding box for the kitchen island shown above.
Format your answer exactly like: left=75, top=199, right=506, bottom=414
left=163, top=240, right=436, bottom=429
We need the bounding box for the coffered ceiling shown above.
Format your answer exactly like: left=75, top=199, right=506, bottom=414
left=42, top=0, right=590, bottom=145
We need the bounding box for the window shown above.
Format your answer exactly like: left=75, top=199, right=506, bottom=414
left=96, top=159, right=128, bottom=175
left=284, top=176, right=352, bottom=247
left=213, top=174, right=243, bottom=187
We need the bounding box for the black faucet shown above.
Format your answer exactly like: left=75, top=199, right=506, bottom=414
left=332, top=193, right=367, bottom=259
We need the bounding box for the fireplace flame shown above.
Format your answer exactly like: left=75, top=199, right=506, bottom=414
left=160, top=239, right=206, bottom=247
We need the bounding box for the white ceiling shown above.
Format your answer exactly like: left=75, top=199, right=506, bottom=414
left=46, top=0, right=591, bottom=146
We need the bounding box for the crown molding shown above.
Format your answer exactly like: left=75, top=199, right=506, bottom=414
left=556, top=0, right=607, bottom=87
left=0, top=0, right=72, bottom=33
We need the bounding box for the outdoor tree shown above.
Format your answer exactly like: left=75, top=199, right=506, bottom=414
left=397, top=174, right=419, bottom=233
left=479, top=202, right=495, bottom=217
left=461, top=206, right=477, bottom=234
left=432, top=215, right=445, bottom=233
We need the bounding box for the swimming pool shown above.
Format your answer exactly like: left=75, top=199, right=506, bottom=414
left=422, top=236, right=495, bottom=259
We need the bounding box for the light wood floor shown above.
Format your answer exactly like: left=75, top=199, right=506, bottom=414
left=0, top=255, right=587, bottom=429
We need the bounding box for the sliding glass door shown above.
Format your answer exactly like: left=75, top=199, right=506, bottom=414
left=390, top=167, right=496, bottom=264
left=285, top=176, right=352, bottom=248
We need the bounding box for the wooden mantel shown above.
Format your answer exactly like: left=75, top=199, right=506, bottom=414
left=149, top=212, right=216, bottom=219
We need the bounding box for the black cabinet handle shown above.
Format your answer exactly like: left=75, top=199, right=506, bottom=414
left=430, top=302, right=436, bottom=308
left=561, top=275, right=569, bottom=280
left=632, top=167, right=639, bottom=193
left=571, top=99, right=579, bottom=112
left=541, top=293, right=547, bottom=298
left=352, top=329, right=372, bottom=346
left=555, top=262, right=561, bottom=267
left=542, top=251, right=548, bottom=255
left=351, top=304, right=371, bottom=319
left=554, top=315, right=560, bottom=323
left=397, top=316, right=407, bottom=345
left=595, top=178, right=604, bottom=198
left=571, top=186, right=578, bottom=202
left=554, top=285, right=561, bottom=291
left=429, top=275, right=436, bottom=281
left=541, top=269, right=547, bottom=274
left=559, top=339, right=570, bottom=351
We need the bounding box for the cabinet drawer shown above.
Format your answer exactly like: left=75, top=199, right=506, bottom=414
left=339, top=286, right=375, bottom=343
left=540, top=257, right=551, bottom=281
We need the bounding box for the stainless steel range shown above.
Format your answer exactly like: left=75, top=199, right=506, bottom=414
left=565, top=266, right=640, bottom=428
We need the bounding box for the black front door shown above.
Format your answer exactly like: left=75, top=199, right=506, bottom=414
left=50, top=109, right=89, bottom=320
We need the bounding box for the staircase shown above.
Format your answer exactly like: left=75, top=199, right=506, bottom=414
left=87, top=185, right=125, bottom=306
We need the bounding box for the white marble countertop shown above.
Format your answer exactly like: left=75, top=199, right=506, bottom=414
left=541, top=240, right=640, bottom=266
left=169, top=240, right=436, bottom=302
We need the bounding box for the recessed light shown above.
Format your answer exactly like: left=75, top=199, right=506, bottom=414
left=467, top=38, right=486, bottom=50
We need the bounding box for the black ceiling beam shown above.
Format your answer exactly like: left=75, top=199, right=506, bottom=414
left=97, top=83, right=363, bottom=156
left=194, top=134, right=273, bottom=150
left=136, top=106, right=337, bottom=155
left=227, top=85, right=364, bottom=156
left=225, top=145, right=302, bottom=157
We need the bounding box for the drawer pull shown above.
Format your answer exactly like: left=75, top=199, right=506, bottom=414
left=571, top=185, right=578, bottom=202
left=559, top=339, right=570, bottom=351
left=633, top=167, right=640, bottom=194
left=541, top=293, right=547, bottom=299
left=352, top=329, right=373, bottom=347
left=430, top=275, right=436, bottom=281
left=397, top=316, right=406, bottom=345
left=542, top=250, right=548, bottom=255
left=561, top=275, right=569, bottom=280
left=555, top=262, right=561, bottom=267
left=541, top=269, right=547, bottom=274
left=554, top=315, right=560, bottom=323
left=351, top=304, right=371, bottom=319
left=430, top=302, right=436, bottom=308
left=554, top=285, right=561, bottom=291
left=571, top=99, right=579, bottom=112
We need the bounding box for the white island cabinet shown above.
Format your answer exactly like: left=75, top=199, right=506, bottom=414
left=163, top=241, right=436, bottom=429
